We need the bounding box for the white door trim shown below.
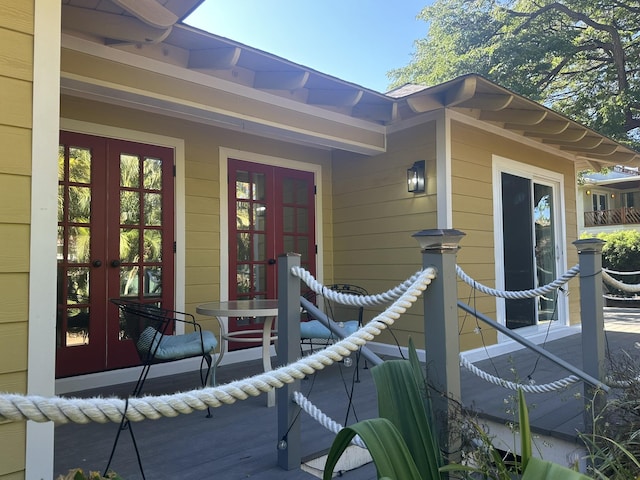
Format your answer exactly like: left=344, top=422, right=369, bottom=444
left=492, top=155, right=568, bottom=341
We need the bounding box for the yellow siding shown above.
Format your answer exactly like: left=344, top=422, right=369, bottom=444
left=0, top=422, right=26, bottom=476
left=61, top=49, right=385, bottom=152
left=0, top=126, right=31, bottom=176
left=60, top=96, right=334, bottom=329
left=0, top=5, right=33, bottom=475
left=331, top=121, right=438, bottom=349
left=451, top=121, right=580, bottom=350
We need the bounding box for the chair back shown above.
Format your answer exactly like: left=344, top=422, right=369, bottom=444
left=326, top=283, right=368, bottom=325
left=112, top=300, right=171, bottom=357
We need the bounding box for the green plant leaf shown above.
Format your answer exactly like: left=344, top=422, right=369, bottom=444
left=521, top=456, right=591, bottom=480
left=322, top=419, right=422, bottom=480
left=518, top=388, right=532, bottom=471
left=372, top=358, right=444, bottom=479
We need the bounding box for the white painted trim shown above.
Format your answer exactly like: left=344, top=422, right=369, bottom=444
left=27, top=1, right=61, bottom=477
left=218, top=147, right=324, bottom=359
left=492, top=156, right=569, bottom=340
left=435, top=110, right=452, bottom=228
left=61, top=33, right=385, bottom=133
left=448, top=109, right=583, bottom=164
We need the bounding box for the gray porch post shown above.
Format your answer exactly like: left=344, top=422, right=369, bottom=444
left=276, top=253, right=302, bottom=470
left=413, top=228, right=465, bottom=460
left=573, top=238, right=607, bottom=428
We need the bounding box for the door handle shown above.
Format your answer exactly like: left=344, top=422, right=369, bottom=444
left=110, top=260, right=121, bottom=268
left=268, top=258, right=276, bottom=265
left=92, top=260, right=102, bottom=267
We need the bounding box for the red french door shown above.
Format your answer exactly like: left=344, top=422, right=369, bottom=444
left=56, top=132, right=175, bottom=377
left=228, top=159, right=316, bottom=349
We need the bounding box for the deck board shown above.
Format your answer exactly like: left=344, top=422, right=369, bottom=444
left=54, top=308, right=640, bottom=478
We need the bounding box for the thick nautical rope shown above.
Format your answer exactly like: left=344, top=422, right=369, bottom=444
left=293, top=391, right=366, bottom=448
left=292, top=266, right=423, bottom=307
left=459, top=355, right=580, bottom=393
left=456, top=264, right=580, bottom=299
left=602, top=270, right=640, bottom=293
left=0, top=268, right=436, bottom=425
left=603, top=268, right=640, bottom=276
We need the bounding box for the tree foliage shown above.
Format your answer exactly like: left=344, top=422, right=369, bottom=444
left=389, top=0, right=640, bottom=148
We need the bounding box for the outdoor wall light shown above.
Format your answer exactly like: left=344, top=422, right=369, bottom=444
left=407, top=160, right=426, bottom=193
left=586, top=190, right=591, bottom=195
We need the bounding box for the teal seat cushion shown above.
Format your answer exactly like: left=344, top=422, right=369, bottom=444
left=137, top=327, right=218, bottom=361
left=300, top=320, right=359, bottom=339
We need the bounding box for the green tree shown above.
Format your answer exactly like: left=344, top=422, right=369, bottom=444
left=389, top=0, right=640, bottom=148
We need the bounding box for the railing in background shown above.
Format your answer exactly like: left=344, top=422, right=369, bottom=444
left=584, top=206, right=640, bottom=227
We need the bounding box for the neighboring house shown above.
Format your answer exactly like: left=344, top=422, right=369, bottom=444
left=4, top=1, right=640, bottom=477
left=578, top=165, right=640, bottom=236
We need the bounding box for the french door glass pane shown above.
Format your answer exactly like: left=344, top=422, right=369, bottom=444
left=120, top=229, right=139, bottom=262
left=144, top=266, right=162, bottom=296
left=236, top=171, right=250, bottom=199
left=144, top=193, right=162, bottom=225
left=143, top=229, right=162, bottom=262
left=68, top=226, right=91, bottom=263
left=120, top=191, right=140, bottom=224
left=143, top=157, right=162, bottom=190
left=68, top=186, right=91, bottom=222
left=120, top=154, right=139, bottom=187
left=254, top=204, right=266, bottom=230
left=69, top=147, right=91, bottom=183
left=502, top=172, right=535, bottom=329
left=534, top=184, right=557, bottom=322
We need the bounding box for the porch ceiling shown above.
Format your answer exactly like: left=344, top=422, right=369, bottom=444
left=59, top=1, right=640, bottom=166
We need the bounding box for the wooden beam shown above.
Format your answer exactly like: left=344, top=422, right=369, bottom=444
left=62, top=5, right=171, bottom=44
left=352, top=102, right=397, bottom=123
left=253, top=71, right=309, bottom=90
left=444, top=75, right=477, bottom=105
left=562, top=143, right=619, bottom=155
left=111, top=0, right=178, bottom=29
left=454, top=93, right=514, bottom=111
left=406, top=94, right=443, bottom=113
left=306, top=89, right=364, bottom=107
left=579, top=152, right=637, bottom=164
left=479, top=109, right=547, bottom=125
left=188, top=47, right=242, bottom=69
left=508, top=120, right=570, bottom=135
left=537, top=127, right=588, bottom=143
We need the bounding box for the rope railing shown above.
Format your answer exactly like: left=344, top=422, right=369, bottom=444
left=292, top=267, right=423, bottom=307
left=455, top=263, right=611, bottom=393
left=456, top=264, right=580, bottom=299
left=459, top=356, right=581, bottom=393
left=602, top=270, right=640, bottom=293
left=0, top=268, right=436, bottom=425
left=293, top=391, right=366, bottom=449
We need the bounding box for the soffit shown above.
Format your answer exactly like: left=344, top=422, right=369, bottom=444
left=400, top=74, right=640, bottom=169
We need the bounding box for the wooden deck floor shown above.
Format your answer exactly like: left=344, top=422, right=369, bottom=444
left=54, top=308, right=640, bottom=479
left=54, top=357, right=380, bottom=480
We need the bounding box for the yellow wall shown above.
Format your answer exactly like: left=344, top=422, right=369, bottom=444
left=331, top=121, right=439, bottom=348
left=0, top=1, right=34, bottom=477
left=60, top=48, right=385, bottom=154
left=60, top=95, right=334, bottom=335
left=451, top=120, right=580, bottom=351
left=331, top=117, right=581, bottom=352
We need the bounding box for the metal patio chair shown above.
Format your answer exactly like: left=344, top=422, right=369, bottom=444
left=104, top=299, right=220, bottom=479
left=300, top=284, right=368, bottom=381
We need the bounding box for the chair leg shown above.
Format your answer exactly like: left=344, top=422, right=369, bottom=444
left=201, top=354, right=213, bottom=418
left=104, top=402, right=146, bottom=480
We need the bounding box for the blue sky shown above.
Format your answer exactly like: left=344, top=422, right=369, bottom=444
left=185, top=1, right=429, bottom=93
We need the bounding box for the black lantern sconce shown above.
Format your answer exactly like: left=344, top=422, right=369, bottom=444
left=407, top=160, right=426, bottom=193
